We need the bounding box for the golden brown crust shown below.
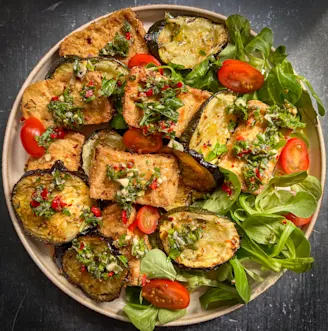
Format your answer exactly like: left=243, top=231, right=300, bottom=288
left=59, top=8, right=148, bottom=64
left=123, top=67, right=211, bottom=137
left=89, top=145, right=179, bottom=207
left=21, top=71, right=113, bottom=129
left=26, top=132, right=85, bottom=171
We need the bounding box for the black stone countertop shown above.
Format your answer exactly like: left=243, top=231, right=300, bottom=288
left=0, top=0, right=327, bottom=330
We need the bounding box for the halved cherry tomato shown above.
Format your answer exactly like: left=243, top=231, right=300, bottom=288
left=20, top=117, right=45, bottom=157
left=285, top=213, right=312, bottom=227
left=279, top=138, right=309, bottom=174
left=218, top=59, right=264, bottom=93
left=142, top=279, right=190, bottom=309
left=128, top=54, right=163, bottom=74
left=136, top=206, right=160, bottom=234
left=123, top=128, right=163, bottom=153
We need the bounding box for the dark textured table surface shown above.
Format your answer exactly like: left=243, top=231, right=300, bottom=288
left=1, top=0, right=327, bottom=330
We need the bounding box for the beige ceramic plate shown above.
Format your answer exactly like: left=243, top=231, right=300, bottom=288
left=2, top=4, right=326, bottom=327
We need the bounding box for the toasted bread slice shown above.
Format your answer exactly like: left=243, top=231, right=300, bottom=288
left=26, top=132, right=85, bottom=171
left=123, top=67, right=210, bottom=137
left=21, top=71, right=113, bottom=129
left=218, top=100, right=285, bottom=193
left=89, top=146, right=179, bottom=207
left=59, top=8, right=148, bottom=64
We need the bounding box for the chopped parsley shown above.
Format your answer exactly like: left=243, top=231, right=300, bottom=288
left=99, top=32, right=130, bottom=57
left=122, top=20, right=131, bottom=33
left=106, top=164, right=161, bottom=215
left=52, top=169, right=70, bottom=191
left=47, top=88, right=84, bottom=129
left=168, top=223, right=204, bottom=259
left=72, top=239, right=124, bottom=280
left=136, top=76, right=186, bottom=138
left=131, top=237, right=149, bottom=259
left=80, top=82, right=96, bottom=103
left=80, top=207, right=103, bottom=228
left=34, top=126, right=61, bottom=150
left=99, top=77, right=117, bottom=97
left=205, top=143, right=228, bottom=162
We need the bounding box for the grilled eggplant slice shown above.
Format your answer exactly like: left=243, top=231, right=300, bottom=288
left=46, top=57, right=129, bottom=80
left=82, top=129, right=126, bottom=176
left=161, top=147, right=223, bottom=192
left=180, top=91, right=237, bottom=163
left=11, top=162, right=92, bottom=244
left=145, top=16, right=228, bottom=69
left=62, top=236, right=128, bottom=302
left=159, top=208, right=240, bottom=269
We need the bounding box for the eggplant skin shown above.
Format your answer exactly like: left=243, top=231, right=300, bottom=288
left=61, top=236, right=128, bottom=302
left=144, top=20, right=166, bottom=60
left=159, top=207, right=240, bottom=270
left=11, top=161, right=92, bottom=244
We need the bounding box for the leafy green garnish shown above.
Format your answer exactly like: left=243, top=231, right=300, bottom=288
left=99, top=32, right=129, bottom=57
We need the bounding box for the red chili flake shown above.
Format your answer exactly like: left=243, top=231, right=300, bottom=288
left=122, top=210, right=128, bottom=224
left=117, top=80, right=122, bottom=87
left=128, top=220, right=138, bottom=232
left=255, top=168, right=262, bottom=179
left=20, top=117, right=26, bottom=123
left=80, top=242, right=85, bottom=250
left=51, top=196, right=66, bottom=211
left=30, top=200, right=40, bottom=208
left=175, top=81, right=183, bottom=88
left=145, top=89, right=153, bottom=97
left=236, top=135, right=245, bottom=141
left=203, top=143, right=208, bottom=148
left=91, top=206, right=102, bottom=217
left=51, top=96, right=59, bottom=101
left=237, top=149, right=251, bottom=157
left=88, top=80, right=94, bottom=86
left=108, top=271, right=114, bottom=277
left=161, top=85, right=170, bottom=91
left=80, top=265, right=86, bottom=272
left=282, top=220, right=287, bottom=224
left=126, top=160, right=134, bottom=169
left=41, top=188, right=49, bottom=200
left=231, top=164, right=235, bottom=168
left=168, top=217, right=174, bottom=221
left=141, top=274, right=147, bottom=287
left=54, top=127, right=65, bottom=139
left=142, top=126, right=149, bottom=135
left=149, top=179, right=158, bottom=190
left=125, top=32, right=131, bottom=40
left=50, top=133, right=57, bottom=139
left=113, top=165, right=119, bottom=170
left=85, top=89, right=94, bottom=98
left=222, top=182, right=233, bottom=197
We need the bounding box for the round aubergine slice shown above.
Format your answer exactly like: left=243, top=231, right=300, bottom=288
left=82, top=129, right=126, bottom=176
left=62, top=236, right=128, bottom=302
left=46, top=57, right=129, bottom=80
left=11, top=162, right=92, bottom=244
left=159, top=208, right=240, bottom=269
left=145, top=16, right=228, bottom=69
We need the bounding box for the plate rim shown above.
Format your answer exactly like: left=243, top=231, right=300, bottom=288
left=2, top=4, right=326, bottom=327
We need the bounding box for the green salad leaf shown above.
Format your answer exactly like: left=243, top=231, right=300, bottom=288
left=124, top=304, right=158, bottom=331
left=230, top=257, right=251, bottom=303
left=140, top=249, right=177, bottom=280
left=199, top=284, right=239, bottom=309
left=158, top=309, right=187, bottom=325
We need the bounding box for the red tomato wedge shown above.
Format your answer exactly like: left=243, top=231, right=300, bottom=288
left=218, top=59, right=264, bottom=93
left=136, top=206, right=160, bottom=234
left=285, top=213, right=312, bottom=227
left=128, top=54, right=163, bottom=74
left=142, top=279, right=190, bottom=309
left=279, top=138, right=309, bottom=174
left=123, top=128, right=163, bottom=153
left=20, top=117, right=46, bottom=157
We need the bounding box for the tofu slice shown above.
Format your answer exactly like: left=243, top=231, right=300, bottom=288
left=89, top=146, right=179, bottom=207
left=21, top=71, right=113, bottom=129
left=218, top=100, right=284, bottom=193
left=123, top=67, right=211, bottom=137
left=99, top=203, right=150, bottom=286
left=26, top=132, right=85, bottom=171
left=59, top=8, right=148, bottom=64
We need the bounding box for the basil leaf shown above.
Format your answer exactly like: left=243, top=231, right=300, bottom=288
left=193, top=167, right=241, bottom=214
left=99, top=77, right=117, bottom=97
left=297, top=75, right=326, bottom=115
left=199, top=284, right=239, bottom=309
left=123, top=304, right=158, bottom=331
left=158, top=309, right=186, bottom=325
left=110, top=113, right=128, bottom=129
left=291, top=175, right=322, bottom=201
left=230, top=257, right=251, bottom=303
left=140, top=249, right=177, bottom=280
